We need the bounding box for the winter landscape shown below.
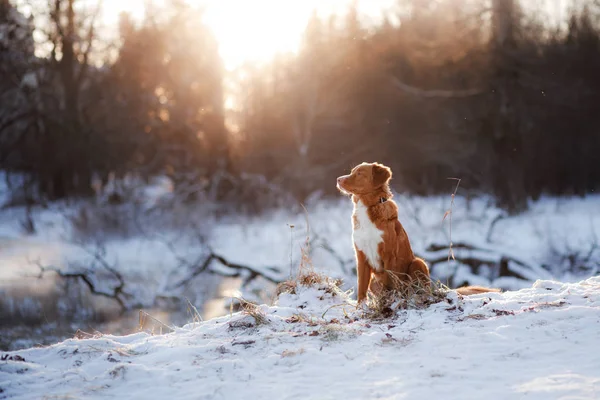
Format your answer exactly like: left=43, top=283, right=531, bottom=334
left=2, top=0, right=600, bottom=399
left=1, top=179, right=599, bottom=399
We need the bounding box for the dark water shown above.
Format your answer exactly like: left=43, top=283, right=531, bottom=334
left=0, top=278, right=239, bottom=351
left=0, top=237, right=241, bottom=351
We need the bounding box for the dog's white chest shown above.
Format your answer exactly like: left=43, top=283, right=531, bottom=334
left=352, top=200, right=384, bottom=271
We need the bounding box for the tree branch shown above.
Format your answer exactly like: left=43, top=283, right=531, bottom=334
left=35, top=241, right=133, bottom=312
left=0, top=111, right=33, bottom=135
left=422, top=241, right=549, bottom=283
left=76, top=0, right=103, bottom=88
left=390, top=76, right=487, bottom=99
left=36, top=261, right=130, bottom=312
left=170, top=251, right=284, bottom=290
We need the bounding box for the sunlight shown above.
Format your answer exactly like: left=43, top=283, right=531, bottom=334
left=101, top=0, right=396, bottom=70
left=102, top=0, right=146, bottom=21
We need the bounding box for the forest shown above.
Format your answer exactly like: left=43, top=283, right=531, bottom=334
left=2, top=0, right=600, bottom=215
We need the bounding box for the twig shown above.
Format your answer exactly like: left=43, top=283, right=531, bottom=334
left=36, top=261, right=129, bottom=311
left=170, top=254, right=215, bottom=289
left=443, top=178, right=461, bottom=263
left=186, top=298, right=203, bottom=324
left=321, top=303, right=351, bottom=319
left=299, top=203, right=313, bottom=273
left=138, top=310, right=175, bottom=333
left=288, top=223, right=295, bottom=278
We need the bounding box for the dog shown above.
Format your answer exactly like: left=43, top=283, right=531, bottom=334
left=337, top=162, right=500, bottom=303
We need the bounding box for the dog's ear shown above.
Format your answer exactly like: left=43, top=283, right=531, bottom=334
left=372, top=163, right=392, bottom=186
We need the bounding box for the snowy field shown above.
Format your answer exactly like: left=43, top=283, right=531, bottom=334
left=1, top=174, right=599, bottom=350
left=2, top=189, right=599, bottom=301
left=1, top=176, right=600, bottom=398
left=1, top=275, right=599, bottom=400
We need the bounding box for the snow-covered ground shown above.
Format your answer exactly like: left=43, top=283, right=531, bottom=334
left=1, top=275, right=599, bottom=400
left=1, top=173, right=599, bottom=351
left=3, top=191, right=599, bottom=295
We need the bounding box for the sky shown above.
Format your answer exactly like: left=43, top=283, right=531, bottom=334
left=100, top=0, right=397, bottom=70
left=15, top=0, right=570, bottom=71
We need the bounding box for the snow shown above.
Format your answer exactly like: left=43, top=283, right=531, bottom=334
left=1, top=275, right=599, bottom=399
left=1, top=171, right=600, bottom=353
left=1, top=173, right=599, bottom=290
left=1, top=173, right=600, bottom=323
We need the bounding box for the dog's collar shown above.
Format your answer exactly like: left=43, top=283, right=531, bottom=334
left=379, top=197, right=388, bottom=204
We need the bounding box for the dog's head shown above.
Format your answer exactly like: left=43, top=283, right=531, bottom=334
left=337, top=162, right=392, bottom=195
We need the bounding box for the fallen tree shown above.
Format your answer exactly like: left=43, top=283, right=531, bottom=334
left=421, top=241, right=553, bottom=288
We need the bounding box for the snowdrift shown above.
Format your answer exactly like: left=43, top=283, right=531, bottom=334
left=1, top=275, right=599, bottom=400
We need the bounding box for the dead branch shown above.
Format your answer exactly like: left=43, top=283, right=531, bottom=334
left=390, top=76, right=486, bottom=99
left=486, top=212, right=507, bottom=243
left=170, top=254, right=214, bottom=289
left=34, top=238, right=133, bottom=312
left=0, top=110, right=33, bottom=135
left=36, top=261, right=131, bottom=312
left=211, top=253, right=283, bottom=286
left=422, top=241, right=548, bottom=283
left=170, top=251, right=284, bottom=290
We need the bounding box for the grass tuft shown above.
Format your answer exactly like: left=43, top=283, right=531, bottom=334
left=73, top=329, right=103, bottom=340
left=239, top=298, right=269, bottom=326
left=275, top=216, right=344, bottom=298
left=138, top=310, right=175, bottom=335
left=298, top=269, right=326, bottom=287
left=276, top=280, right=298, bottom=296
left=364, top=277, right=450, bottom=320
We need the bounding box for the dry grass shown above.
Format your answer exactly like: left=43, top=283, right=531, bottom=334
left=239, top=298, right=269, bottom=326
left=138, top=310, right=175, bottom=335
left=276, top=280, right=298, bottom=296
left=227, top=297, right=270, bottom=330
left=185, top=299, right=203, bottom=325
left=276, top=266, right=346, bottom=301
left=364, top=276, right=451, bottom=320
left=285, top=313, right=315, bottom=325
left=294, top=221, right=328, bottom=287
left=443, top=177, right=462, bottom=262
left=73, top=329, right=103, bottom=340
left=275, top=218, right=344, bottom=298
left=297, top=268, right=327, bottom=287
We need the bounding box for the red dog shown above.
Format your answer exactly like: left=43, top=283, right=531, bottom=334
left=337, top=162, right=499, bottom=303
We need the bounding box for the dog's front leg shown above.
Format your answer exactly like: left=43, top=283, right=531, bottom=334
left=355, top=248, right=372, bottom=304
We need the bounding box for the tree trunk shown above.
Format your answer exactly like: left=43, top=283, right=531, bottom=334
left=490, top=0, right=527, bottom=214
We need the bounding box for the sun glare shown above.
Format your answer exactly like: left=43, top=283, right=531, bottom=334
left=101, top=0, right=396, bottom=70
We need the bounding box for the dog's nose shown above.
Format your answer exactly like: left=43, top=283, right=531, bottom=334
left=337, top=177, right=344, bottom=183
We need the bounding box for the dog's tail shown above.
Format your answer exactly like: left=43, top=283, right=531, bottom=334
left=455, top=285, right=501, bottom=296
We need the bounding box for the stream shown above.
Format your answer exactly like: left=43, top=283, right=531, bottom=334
left=0, top=237, right=241, bottom=351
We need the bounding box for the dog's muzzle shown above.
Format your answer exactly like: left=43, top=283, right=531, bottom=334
left=336, top=176, right=350, bottom=193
